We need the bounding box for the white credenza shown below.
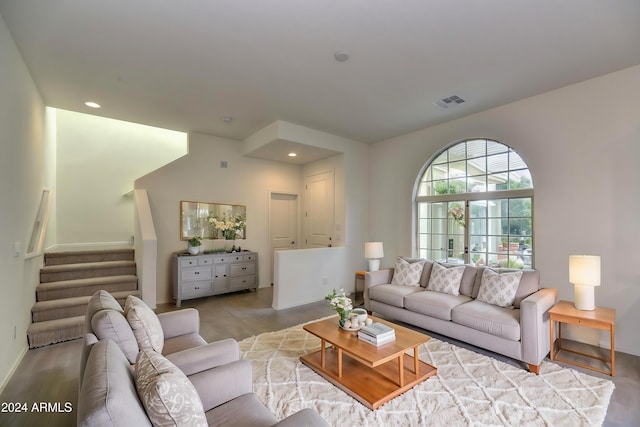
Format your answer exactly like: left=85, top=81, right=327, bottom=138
left=172, top=251, right=258, bottom=307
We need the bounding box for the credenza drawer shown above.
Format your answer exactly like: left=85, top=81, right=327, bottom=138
left=230, top=263, right=255, bottom=276
left=181, top=268, right=212, bottom=282
left=180, top=281, right=212, bottom=299
left=229, top=276, right=256, bottom=290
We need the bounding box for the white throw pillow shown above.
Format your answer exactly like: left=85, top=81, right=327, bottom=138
left=125, top=295, right=164, bottom=353
left=391, top=258, right=425, bottom=287
left=477, top=269, right=523, bottom=308
left=135, top=350, right=207, bottom=427
left=427, top=263, right=464, bottom=296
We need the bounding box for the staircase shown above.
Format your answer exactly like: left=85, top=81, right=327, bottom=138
left=27, top=248, right=140, bottom=348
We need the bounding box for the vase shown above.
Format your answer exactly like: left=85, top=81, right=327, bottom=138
left=188, top=244, right=200, bottom=255
left=339, top=312, right=350, bottom=328
left=225, top=240, right=235, bottom=252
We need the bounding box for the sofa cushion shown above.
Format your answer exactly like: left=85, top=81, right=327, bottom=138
left=125, top=295, right=164, bottom=353
left=391, top=258, right=425, bottom=287
left=162, top=333, right=207, bottom=357
left=427, top=263, right=465, bottom=296
left=459, top=266, right=480, bottom=297
left=477, top=269, right=523, bottom=308
left=513, top=269, right=540, bottom=308
left=404, top=290, right=472, bottom=321
left=84, top=290, right=123, bottom=335
left=135, top=350, right=207, bottom=427
left=452, top=300, right=521, bottom=341
left=91, top=309, right=139, bottom=364
left=205, top=392, right=278, bottom=427
left=77, top=340, right=151, bottom=427
left=368, top=284, right=423, bottom=308
left=400, top=257, right=434, bottom=287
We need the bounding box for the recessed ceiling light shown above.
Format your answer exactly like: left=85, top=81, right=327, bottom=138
left=221, top=116, right=233, bottom=123
left=334, top=51, right=350, bottom=62
left=288, top=152, right=297, bottom=157
left=85, top=101, right=101, bottom=108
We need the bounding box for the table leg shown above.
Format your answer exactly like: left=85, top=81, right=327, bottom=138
left=413, top=346, right=419, bottom=374
left=320, top=339, right=326, bottom=368
left=398, top=355, right=404, bottom=387
left=611, top=324, right=615, bottom=376
left=549, top=319, right=555, bottom=360
left=337, top=348, right=343, bottom=377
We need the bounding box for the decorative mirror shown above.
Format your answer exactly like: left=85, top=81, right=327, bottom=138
left=180, top=200, right=246, bottom=240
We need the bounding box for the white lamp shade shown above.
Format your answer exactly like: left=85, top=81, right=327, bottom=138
left=365, top=242, right=384, bottom=259
left=569, top=255, right=601, bottom=287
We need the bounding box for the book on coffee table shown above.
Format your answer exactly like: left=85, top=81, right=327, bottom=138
left=359, top=322, right=395, bottom=339
left=358, top=331, right=396, bottom=346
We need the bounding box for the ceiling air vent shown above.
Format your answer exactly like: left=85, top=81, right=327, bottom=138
left=433, top=95, right=466, bottom=109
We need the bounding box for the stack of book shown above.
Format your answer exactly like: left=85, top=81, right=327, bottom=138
left=358, top=322, right=396, bottom=346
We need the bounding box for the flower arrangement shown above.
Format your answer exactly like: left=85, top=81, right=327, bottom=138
left=208, top=214, right=246, bottom=240
left=325, top=289, right=353, bottom=327
left=448, top=206, right=465, bottom=228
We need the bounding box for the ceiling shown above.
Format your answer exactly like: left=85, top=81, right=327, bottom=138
left=1, top=1, right=639, bottom=148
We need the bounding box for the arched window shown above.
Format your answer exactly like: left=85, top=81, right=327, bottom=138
left=415, top=139, right=534, bottom=268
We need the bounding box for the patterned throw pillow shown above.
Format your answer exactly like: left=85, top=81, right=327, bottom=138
left=476, top=269, right=523, bottom=308
left=391, top=258, right=426, bottom=287
left=135, top=350, right=207, bottom=427
left=125, top=295, right=164, bottom=353
left=427, top=263, right=464, bottom=296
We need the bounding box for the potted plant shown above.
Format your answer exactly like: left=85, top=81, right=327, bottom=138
left=187, top=236, right=202, bottom=255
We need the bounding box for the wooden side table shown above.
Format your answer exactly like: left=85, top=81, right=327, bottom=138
left=354, top=271, right=366, bottom=306
left=549, top=300, right=616, bottom=376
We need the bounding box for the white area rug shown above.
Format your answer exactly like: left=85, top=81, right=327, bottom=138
left=239, top=319, right=615, bottom=427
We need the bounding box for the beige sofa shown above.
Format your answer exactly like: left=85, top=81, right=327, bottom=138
left=364, top=259, right=558, bottom=374
left=78, top=291, right=328, bottom=426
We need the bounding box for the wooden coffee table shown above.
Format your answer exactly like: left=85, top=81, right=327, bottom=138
left=300, top=316, right=437, bottom=410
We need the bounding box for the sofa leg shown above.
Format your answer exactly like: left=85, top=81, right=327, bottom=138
left=528, top=364, right=540, bottom=375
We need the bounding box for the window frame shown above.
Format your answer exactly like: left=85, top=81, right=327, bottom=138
left=413, top=139, right=534, bottom=268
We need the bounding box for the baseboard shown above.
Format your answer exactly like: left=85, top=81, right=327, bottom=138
left=0, top=344, right=28, bottom=395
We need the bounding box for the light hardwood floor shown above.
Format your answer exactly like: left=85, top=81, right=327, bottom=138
left=1, top=287, right=637, bottom=426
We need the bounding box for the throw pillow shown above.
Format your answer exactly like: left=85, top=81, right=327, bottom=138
left=125, top=295, right=164, bottom=353
left=391, top=258, right=425, bottom=287
left=427, top=263, right=464, bottom=296
left=476, top=269, right=523, bottom=308
left=135, top=350, right=207, bottom=427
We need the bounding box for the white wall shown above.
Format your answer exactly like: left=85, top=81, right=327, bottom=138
left=0, top=15, right=53, bottom=389
left=135, top=132, right=305, bottom=303
left=55, top=110, right=187, bottom=248
left=370, top=66, right=640, bottom=356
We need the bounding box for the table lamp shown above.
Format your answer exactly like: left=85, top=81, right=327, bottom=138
left=365, top=242, right=384, bottom=272
left=569, top=255, right=600, bottom=311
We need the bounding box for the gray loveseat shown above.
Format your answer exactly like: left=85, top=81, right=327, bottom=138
left=364, top=259, right=558, bottom=374
left=78, top=291, right=328, bottom=426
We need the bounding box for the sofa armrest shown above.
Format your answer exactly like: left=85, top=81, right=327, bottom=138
left=363, top=269, right=394, bottom=310
left=166, top=338, right=240, bottom=376
left=520, top=287, right=559, bottom=366
left=188, top=360, right=253, bottom=411
left=157, top=308, right=200, bottom=339
left=271, top=408, right=330, bottom=427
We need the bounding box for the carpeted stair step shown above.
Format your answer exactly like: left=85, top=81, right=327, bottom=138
left=27, top=316, right=85, bottom=349
left=36, top=275, right=138, bottom=301
left=40, top=260, right=136, bottom=283
left=44, top=248, right=134, bottom=266
left=31, top=290, right=140, bottom=322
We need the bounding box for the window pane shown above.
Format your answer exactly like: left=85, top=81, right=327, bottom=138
left=466, top=139, right=486, bottom=158
left=469, top=200, right=487, bottom=218
left=509, top=151, right=527, bottom=170
left=509, top=198, right=531, bottom=217
left=510, top=169, right=533, bottom=189
left=487, top=140, right=508, bottom=155
left=433, top=152, right=447, bottom=164
left=487, top=172, right=509, bottom=190
left=449, top=144, right=466, bottom=161
left=449, top=179, right=466, bottom=194
left=487, top=153, right=509, bottom=173
left=449, top=161, right=466, bottom=178
left=431, top=165, right=447, bottom=180
left=469, top=218, right=486, bottom=234
left=488, top=199, right=508, bottom=217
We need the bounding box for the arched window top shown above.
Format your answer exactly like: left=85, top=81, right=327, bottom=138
left=417, top=139, right=532, bottom=197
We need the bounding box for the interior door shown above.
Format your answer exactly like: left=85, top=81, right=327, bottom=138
left=304, top=170, right=334, bottom=248
left=270, top=192, right=299, bottom=283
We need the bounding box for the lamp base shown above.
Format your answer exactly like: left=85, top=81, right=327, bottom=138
left=574, top=284, right=595, bottom=311
left=368, top=259, right=380, bottom=272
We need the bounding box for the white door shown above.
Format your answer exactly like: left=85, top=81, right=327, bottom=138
left=270, top=192, right=299, bottom=283
left=304, top=170, right=334, bottom=248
